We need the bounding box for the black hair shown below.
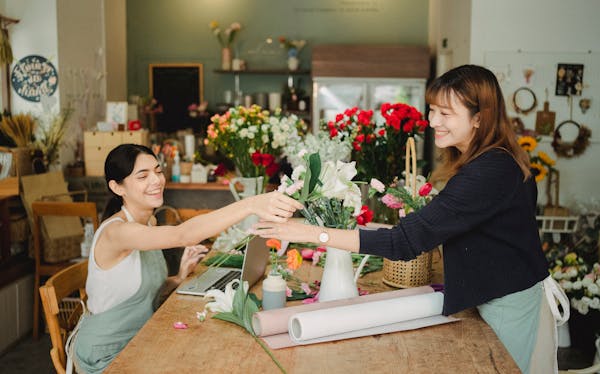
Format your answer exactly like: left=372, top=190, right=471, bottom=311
left=102, top=143, right=157, bottom=221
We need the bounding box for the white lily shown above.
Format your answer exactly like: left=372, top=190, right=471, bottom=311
left=203, top=279, right=248, bottom=313
left=319, top=160, right=357, bottom=200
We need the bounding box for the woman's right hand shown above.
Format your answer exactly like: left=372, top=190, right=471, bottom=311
left=246, top=191, right=304, bottom=222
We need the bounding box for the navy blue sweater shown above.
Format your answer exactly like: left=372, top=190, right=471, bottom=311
left=359, top=149, right=549, bottom=315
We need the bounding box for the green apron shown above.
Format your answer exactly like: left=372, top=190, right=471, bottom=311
left=74, top=209, right=167, bottom=373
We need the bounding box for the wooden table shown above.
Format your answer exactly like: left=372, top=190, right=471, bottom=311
left=106, top=252, right=520, bottom=373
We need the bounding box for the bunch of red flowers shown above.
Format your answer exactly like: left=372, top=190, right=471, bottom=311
left=325, top=102, right=428, bottom=184
left=251, top=151, right=279, bottom=177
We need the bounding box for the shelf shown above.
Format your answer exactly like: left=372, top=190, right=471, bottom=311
left=214, top=69, right=311, bottom=75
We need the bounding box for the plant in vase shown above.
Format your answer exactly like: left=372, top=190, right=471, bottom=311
left=277, top=152, right=374, bottom=302
left=324, top=103, right=429, bottom=185
left=209, top=20, right=242, bottom=71
left=208, top=105, right=305, bottom=182
left=368, top=173, right=438, bottom=219
left=208, top=105, right=305, bottom=251
left=550, top=252, right=600, bottom=354
left=278, top=36, right=306, bottom=71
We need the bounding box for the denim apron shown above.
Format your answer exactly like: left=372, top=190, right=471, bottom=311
left=72, top=207, right=167, bottom=373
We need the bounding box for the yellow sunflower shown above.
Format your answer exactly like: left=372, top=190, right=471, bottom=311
left=518, top=136, right=538, bottom=152
left=537, top=151, right=555, bottom=167
left=530, top=162, right=547, bottom=182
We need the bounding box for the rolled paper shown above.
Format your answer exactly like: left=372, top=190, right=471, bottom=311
left=288, top=292, right=444, bottom=342
left=252, top=286, right=433, bottom=337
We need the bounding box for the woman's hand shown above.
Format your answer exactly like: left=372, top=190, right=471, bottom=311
left=251, top=219, right=318, bottom=244
left=177, top=244, right=209, bottom=282
left=246, top=191, right=304, bottom=222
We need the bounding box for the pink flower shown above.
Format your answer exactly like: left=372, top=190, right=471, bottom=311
left=301, top=248, right=314, bottom=260
left=370, top=178, right=385, bottom=193
left=398, top=208, right=406, bottom=218
left=302, top=297, right=318, bottom=304
left=300, top=283, right=312, bottom=295
left=418, top=182, right=433, bottom=196
left=286, top=286, right=292, bottom=297
left=312, top=250, right=324, bottom=265
left=285, top=180, right=304, bottom=195
left=381, top=194, right=403, bottom=209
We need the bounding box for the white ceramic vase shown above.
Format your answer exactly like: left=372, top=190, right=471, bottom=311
left=319, top=246, right=369, bottom=302
left=229, top=176, right=264, bottom=230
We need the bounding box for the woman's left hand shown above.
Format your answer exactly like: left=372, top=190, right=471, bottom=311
left=177, top=244, right=209, bottom=281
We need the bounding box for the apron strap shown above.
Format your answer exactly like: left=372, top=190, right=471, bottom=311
left=543, top=275, right=570, bottom=326
left=65, top=300, right=88, bottom=374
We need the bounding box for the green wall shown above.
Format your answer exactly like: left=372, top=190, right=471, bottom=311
left=127, top=0, right=429, bottom=111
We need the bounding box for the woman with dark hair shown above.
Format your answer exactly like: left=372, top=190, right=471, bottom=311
left=253, top=65, right=565, bottom=373
left=72, top=144, right=302, bottom=373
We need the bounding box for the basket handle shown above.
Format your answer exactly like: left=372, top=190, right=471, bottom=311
left=404, top=137, right=417, bottom=198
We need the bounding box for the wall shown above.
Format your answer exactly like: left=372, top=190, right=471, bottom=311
left=469, top=0, right=600, bottom=208
left=126, top=0, right=430, bottom=110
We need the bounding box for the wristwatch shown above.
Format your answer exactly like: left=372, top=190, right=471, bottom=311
left=318, top=229, right=330, bottom=244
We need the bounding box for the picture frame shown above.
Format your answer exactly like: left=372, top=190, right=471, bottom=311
left=555, top=63, right=584, bottom=96
left=149, top=63, right=204, bottom=133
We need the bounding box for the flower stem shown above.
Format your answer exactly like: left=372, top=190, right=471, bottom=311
left=253, top=334, right=287, bottom=373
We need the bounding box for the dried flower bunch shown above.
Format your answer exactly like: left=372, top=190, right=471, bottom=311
left=0, top=113, right=36, bottom=147
left=209, top=20, right=242, bottom=48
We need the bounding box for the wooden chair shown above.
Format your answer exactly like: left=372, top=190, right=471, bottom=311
left=39, top=260, right=88, bottom=374
left=32, top=201, right=99, bottom=340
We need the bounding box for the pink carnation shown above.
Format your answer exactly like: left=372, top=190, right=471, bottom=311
left=381, top=194, right=403, bottom=209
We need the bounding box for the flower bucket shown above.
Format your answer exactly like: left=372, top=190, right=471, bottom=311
left=568, top=308, right=600, bottom=356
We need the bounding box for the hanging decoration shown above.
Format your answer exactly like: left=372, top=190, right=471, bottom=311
left=512, top=87, right=537, bottom=115
left=0, top=14, right=18, bottom=65
left=11, top=55, right=58, bottom=102
left=551, top=96, right=591, bottom=158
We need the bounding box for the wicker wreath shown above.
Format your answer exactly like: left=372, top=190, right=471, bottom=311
left=512, top=87, right=537, bottom=115
left=551, top=120, right=591, bottom=158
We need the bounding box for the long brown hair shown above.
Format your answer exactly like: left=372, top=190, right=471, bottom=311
left=427, top=65, right=530, bottom=183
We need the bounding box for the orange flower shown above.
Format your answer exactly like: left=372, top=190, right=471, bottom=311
left=286, top=249, right=302, bottom=270
left=266, top=238, right=281, bottom=250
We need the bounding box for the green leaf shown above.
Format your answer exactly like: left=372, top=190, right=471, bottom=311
left=213, top=312, right=244, bottom=328
left=231, top=281, right=246, bottom=319
left=202, top=253, right=244, bottom=268
left=242, top=293, right=260, bottom=334
left=307, top=153, right=321, bottom=194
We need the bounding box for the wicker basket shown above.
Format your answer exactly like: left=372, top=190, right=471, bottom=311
left=381, top=137, right=433, bottom=288
left=382, top=252, right=433, bottom=288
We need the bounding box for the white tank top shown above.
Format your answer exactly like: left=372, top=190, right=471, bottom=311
left=85, top=207, right=143, bottom=314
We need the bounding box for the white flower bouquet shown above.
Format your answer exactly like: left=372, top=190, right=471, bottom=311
left=551, top=252, right=600, bottom=315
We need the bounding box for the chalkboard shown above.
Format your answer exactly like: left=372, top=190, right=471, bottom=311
left=149, top=63, right=204, bottom=132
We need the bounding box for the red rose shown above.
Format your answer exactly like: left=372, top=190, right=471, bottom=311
left=366, top=134, right=375, bottom=143
left=418, top=182, right=433, bottom=196
left=378, top=129, right=386, bottom=136
left=356, top=205, right=374, bottom=225
left=416, top=119, right=428, bottom=131
left=335, top=113, right=344, bottom=122
left=261, top=153, right=275, bottom=166
left=329, top=127, right=338, bottom=138
left=403, top=120, right=415, bottom=133
left=251, top=151, right=262, bottom=166
left=352, top=141, right=362, bottom=151
left=214, top=163, right=227, bottom=176
left=265, top=162, right=279, bottom=177
left=355, top=133, right=365, bottom=143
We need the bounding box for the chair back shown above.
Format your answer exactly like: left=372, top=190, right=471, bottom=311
left=31, top=201, right=98, bottom=340
left=39, top=260, right=88, bottom=374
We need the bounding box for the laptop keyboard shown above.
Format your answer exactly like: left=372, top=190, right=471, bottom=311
left=208, top=270, right=241, bottom=292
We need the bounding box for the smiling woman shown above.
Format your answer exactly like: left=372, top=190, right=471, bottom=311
left=66, top=143, right=303, bottom=373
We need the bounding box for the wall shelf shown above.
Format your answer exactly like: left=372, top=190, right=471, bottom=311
left=213, top=69, right=310, bottom=75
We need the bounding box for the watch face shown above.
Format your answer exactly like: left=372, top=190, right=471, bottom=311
left=319, top=231, right=329, bottom=243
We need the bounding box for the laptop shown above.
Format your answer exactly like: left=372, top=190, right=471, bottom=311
left=176, top=236, right=269, bottom=296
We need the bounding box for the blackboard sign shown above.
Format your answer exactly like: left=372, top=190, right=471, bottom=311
left=149, top=64, right=204, bottom=132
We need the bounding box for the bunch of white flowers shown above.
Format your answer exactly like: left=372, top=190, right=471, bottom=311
left=283, top=132, right=352, bottom=169
left=552, top=256, right=600, bottom=315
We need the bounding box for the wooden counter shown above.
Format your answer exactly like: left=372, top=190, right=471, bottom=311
left=106, top=252, right=519, bottom=373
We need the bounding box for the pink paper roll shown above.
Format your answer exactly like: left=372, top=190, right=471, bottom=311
left=252, top=286, right=433, bottom=337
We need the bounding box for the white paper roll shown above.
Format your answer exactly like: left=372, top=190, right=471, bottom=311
left=289, top=292, right=443, bottom=342
left=184, top=134, right=195, bottom=160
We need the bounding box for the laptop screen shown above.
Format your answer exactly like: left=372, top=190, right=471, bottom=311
left=240, top=236, right=270, bottom=288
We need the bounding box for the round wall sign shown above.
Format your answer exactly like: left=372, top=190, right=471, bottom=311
left=11, top=55, right=58, bottom=102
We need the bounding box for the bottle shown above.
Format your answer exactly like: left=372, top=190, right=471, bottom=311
left=171, top=149, right=181, bottom=183
left=262, top=272, right=287, bottom=310
left=80, top=218, right=95, bottom=258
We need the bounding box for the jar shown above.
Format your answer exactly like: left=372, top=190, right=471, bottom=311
left=262, top=273, right=287, bottom=310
